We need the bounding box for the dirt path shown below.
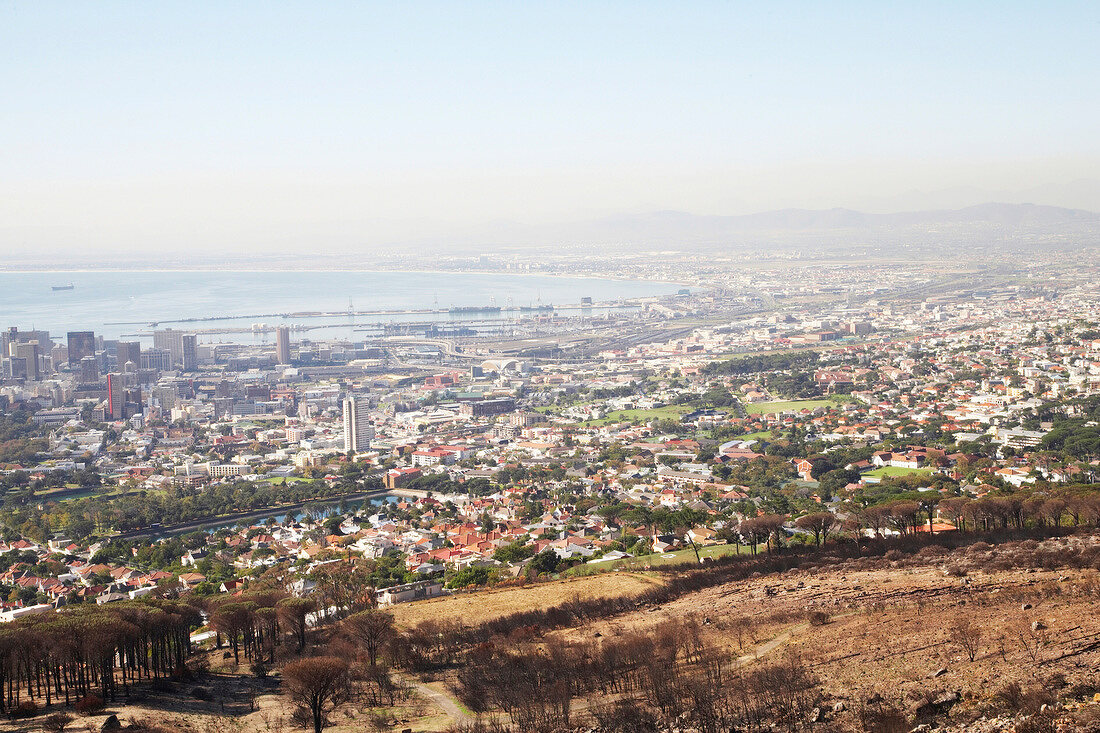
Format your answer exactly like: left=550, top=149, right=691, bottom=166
left=404, top=676, right=473, bottom=726
left=737, top=621, right=809, bottom=664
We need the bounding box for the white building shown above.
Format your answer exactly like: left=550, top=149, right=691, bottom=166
left=342, top=394, right=374, bottom=452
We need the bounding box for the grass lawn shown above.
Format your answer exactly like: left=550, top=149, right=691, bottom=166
left=574, top=405, right=692, bottom=427
left=743, top=396, right=847, bottom=415
left=864, top=466, right=933, bottom=478
left=735, top=429, right=781, bottom=441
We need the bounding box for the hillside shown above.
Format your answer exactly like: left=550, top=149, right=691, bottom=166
left=458, top=202, right=1100, bottom=251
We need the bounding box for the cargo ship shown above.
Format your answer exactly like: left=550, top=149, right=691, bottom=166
left=52, top=283, right=74, bottom=291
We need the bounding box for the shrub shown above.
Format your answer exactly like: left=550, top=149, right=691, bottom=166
left=74, top=694, right=104, bottom=714
left=251, top=660, right=270, bottom=679
left=42, top=712, right=74, bottom=732
left=807, top=610, right=830, bottom=626
left=10, top=700, right=38, bottom=719
left=858, top=701, right=908, bottom=733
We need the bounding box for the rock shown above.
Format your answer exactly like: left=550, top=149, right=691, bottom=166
left=594, top=631, right=602, bottom=637
left=1032, top=621, right=1047, bottom=632
left=102, top=716, right=122, bottom=731
left=833, top=701, right=847, bottom=713
left=1021, top=603, right=1033, bottom=610
left=933, top=691, right=961, bottom=706
left=910, top=725, right=931, bottom=733
left=868, top=693, right=884, bottom=705
left=931, top=667, right=948, bottom=678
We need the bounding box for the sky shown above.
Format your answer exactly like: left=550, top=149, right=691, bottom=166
left=2, top=1, right=1099, bottom=256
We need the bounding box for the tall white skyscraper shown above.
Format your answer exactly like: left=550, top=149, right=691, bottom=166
left=342, top=394, right=374, bottom=453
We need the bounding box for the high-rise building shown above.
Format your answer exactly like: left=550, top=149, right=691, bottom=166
left=106, top=373, right=124, bottom=420
left=7, top=357, right=28, bottom=380
left=153, top=329, right=198, bottom=370
left=79, top=355, right=99, bottom=383
left=67, top=331, right=96, bottom=365
left=181, top=335, right=198, bottom=371
left=140, top=348, right=172, bottom=371
left=116, top=341, right=141, bottom=372
left=10, top=341, right=40, bottom=381
left=154, top=329, right=183, bottom=366
left=275, top=327, right=291, bottom=364
left=342, top=394, right=374, bottom=453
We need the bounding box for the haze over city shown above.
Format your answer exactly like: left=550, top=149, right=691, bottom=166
left=5, top=5, right=1100, bottom=733
left=3, top=1, right=1100, bottom=258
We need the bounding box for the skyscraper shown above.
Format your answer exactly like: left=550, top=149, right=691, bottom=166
left=67, top=331, right=96, bottom=364
left=79, top=355, right=99, bottom=383
left=10, top=341, right=40, bottom=380
left=275, top=326, right=291, bottom=364
left=106, top=373, right=124, bottom=420
left=181, top=335, right=197, bottom=371
left=153, top=329, right=198, bottom=370
left=116, top=341, right=141, bottom=372
left=154, top=329, right=183, bottom=366
left=342, top=394, right=374, bottom=453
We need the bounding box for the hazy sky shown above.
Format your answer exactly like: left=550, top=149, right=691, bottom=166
left=3, top=2, right=1099, bottom=255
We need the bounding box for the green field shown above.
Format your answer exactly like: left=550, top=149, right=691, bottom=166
left=734, top=429, right=781, bottom=441
left=574, top=405, right=693, bottom=427
left=864, top=466, right=933, bottom=478
left=744, top=398, right=841, bottom=415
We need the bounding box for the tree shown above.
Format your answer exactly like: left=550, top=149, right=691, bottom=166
left=283, top=656, right=349, bottom=733
left=277, top=597, right=316, bottom=653
left=794, top=512, right=836, bottom=548
left=528, top=549, right=561, bottom=576
left=342, top=609, right=394, bottom=668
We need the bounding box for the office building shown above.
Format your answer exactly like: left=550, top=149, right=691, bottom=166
left=7, top=357, right=27, bottom=380
left=181, top=335, right=197, bottom=371
left=140, top=348, right=172, bottom=371
left=10, top=342, right=40, bottom=381
left=79, top=355, right=99, bottom=383
left=106, top=373, right=124, bottom=420
left=116, top=341, right=141, bottom=372
left=67, top=331, right=96, bottom=364
left=342, top=394, right=374, bottom=452
left=275, top=326, right=291, bottom=364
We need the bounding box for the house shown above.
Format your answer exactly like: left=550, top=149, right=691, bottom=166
left=178, top=572, right=207, bottom=590
left=376, top=580, right=445, bottom=607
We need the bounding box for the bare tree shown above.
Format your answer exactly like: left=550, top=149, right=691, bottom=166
left=282, top=656, right=349, bottom=733
left=948, top=618, right=981, bottom=662
left=342, top=609, right=395, bottom=668
left=887, top=501, right=920, bottom=535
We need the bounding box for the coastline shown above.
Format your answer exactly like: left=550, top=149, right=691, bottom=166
left=0, top=266, right=693, bottom=287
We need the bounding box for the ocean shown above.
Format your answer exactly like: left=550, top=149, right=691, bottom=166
left=0, top=269, right=679, bottom=343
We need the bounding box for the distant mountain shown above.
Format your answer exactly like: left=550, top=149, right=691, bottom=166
left=473, top=202, right=1100, bottom=249
left=586, top=202, right=1100, bottom=233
